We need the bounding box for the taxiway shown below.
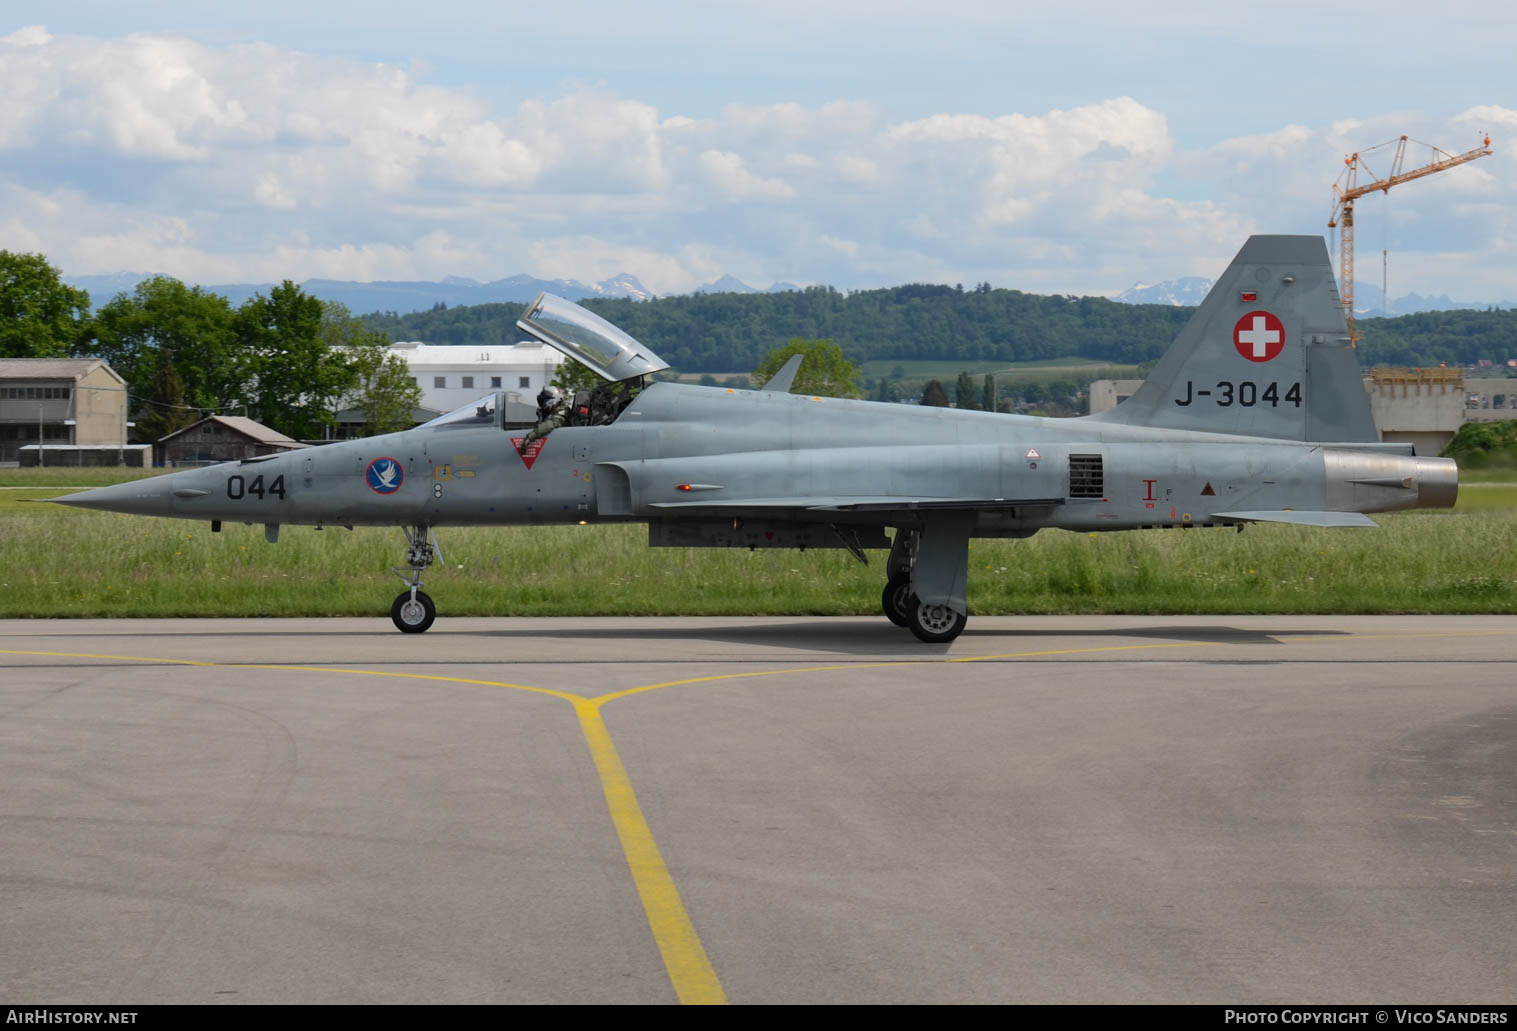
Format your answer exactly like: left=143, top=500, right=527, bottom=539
left=2, top=616, right=1513, bottom=1004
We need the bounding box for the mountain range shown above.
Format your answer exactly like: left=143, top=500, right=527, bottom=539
left=65, top=270, right=805, bottom=314
left=66, top=270, right=659, bottom=313
left=1112, top=277, right=1516, bottom=317
left=66, top=268, right=1515, bottom=319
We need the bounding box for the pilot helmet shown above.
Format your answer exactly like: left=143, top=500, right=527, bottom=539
left=538, top=385, right=564, bottom=408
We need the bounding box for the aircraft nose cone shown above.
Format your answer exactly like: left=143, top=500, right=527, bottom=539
left=50, top=478, right=176, bottom=516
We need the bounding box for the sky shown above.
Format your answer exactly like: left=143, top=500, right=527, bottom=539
left=2, top=1, right=1512, bottom=300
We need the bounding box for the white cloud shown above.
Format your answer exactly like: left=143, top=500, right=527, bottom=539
left=254, top=174, right=296, bottom=210
left=721, top=100, right=877, bottom=136
left=835, top=156, right=878, bottom=184
left=527, top=236, right=725, bottom=296
left=699, top=150, right=796, bottom=202
left=1, top=26, right=1512, bottom=299
left=886, top=97, right=1176, bottom=230
left=818, top=234, right=860, bottom=258
left=3, top=25, right=51, bottom=46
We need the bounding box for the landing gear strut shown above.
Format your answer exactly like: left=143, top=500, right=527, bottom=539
left=882, top=530, right=917, bottom=628
left=882, top=521, right=972, bottom=643
left=391, top=524, right=439, bottom=633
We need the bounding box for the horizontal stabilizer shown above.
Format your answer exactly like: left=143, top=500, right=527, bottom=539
left=1212, top=510, right=1377, bottom=527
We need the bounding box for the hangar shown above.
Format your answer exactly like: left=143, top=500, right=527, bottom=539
left=0, top=358, right=129, bottom=464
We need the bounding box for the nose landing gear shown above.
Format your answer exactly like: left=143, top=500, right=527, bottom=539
left=391, top=524, right=440, bottom=633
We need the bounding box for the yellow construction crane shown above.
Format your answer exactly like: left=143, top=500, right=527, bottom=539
left=1328, top=132, right=1492, bottom=340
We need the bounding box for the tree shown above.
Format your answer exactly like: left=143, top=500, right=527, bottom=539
left=236, top=282, right=353, bottom=439
left=955, top=370, right=977, bottom=410
left=920, top=379, right=949, bottom=407
left=1441, top=419, right=1517, bottom=469
left=982, top=373, right=998, bottom=413
left=134, top=352, right=198, bottom=442
left=325, top=302, right=422, bottom=436
left=552, top=356, right=611, bottom=396
left=84, top=276, right=243, bottom=419
left=752, top=338, right=859, bottom=397
left=0, top=251, right=90, bottom=358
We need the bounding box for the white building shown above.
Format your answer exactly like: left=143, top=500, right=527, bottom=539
left=390, top=340, right=565, bottom=414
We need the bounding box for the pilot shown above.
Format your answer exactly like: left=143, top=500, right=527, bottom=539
left=535, top=385, right=562, bottom=422
left=524, top=386, right=569, bottom=445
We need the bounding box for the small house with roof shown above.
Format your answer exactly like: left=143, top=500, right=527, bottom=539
left=157, top=415, right=310, bottom=467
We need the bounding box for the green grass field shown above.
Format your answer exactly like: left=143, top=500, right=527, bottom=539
left=0, top=467, right=157, bottom=488
left=2, top=468, right=1512, bottom=618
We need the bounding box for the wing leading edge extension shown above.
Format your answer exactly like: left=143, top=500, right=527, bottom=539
left=646, top=496, right=1069, bottom=512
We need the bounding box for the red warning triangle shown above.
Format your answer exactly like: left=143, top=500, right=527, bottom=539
left=511, top=437, right=547, bottom=470
left=1200, top=482, right=1215, bottom=496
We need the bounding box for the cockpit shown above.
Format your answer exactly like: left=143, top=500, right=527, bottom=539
left=421, top=393, right=502, bottom=429
left=420, top=295, right=670, bottom=442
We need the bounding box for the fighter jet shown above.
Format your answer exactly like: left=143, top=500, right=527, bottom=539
left=53, top=236, right=1456, bottom=642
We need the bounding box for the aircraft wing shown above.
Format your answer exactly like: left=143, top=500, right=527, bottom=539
left=647, top=496, right=1068, bottom=512
left=1211, top=510, right=1378, bottom=527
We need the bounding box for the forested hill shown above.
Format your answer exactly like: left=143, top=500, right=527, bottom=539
left=360, top=285, right=1517, bottom=372
left=361, top=286, right=1193, bottom=371
left=1355, top=309, right=1517, bottom=368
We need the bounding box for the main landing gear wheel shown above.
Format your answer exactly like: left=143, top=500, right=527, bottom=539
left=882, top=573, right=912, bottom=628
left=906, top=595, right=968, bottom=644
left=391, top=590, right=436, bottom=634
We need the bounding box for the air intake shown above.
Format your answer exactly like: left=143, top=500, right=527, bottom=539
left=1069, top=454, right=1104, bottom=498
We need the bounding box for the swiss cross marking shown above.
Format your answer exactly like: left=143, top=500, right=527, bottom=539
left=1233, top=311, right=1285, bottom=363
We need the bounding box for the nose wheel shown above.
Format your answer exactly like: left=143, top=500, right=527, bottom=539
left=391, top=589, right=436, bottom=633
left=391, top=524, right=440, bottom=633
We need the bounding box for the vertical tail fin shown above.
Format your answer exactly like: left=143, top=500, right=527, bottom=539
left=1093, top=235, right=1378, bottom=442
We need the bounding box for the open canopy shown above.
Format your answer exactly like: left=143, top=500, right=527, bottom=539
left=516, top=292, right=670, bottom=383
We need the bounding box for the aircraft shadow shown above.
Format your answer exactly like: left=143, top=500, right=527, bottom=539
left=40, top=620, right=1349, bottom=659
left=453, top=620, right=1349, bottom=656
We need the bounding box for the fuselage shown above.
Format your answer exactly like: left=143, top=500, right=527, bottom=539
left=60, top=380, right=1457, bottom=536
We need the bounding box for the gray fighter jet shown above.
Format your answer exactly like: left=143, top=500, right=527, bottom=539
left=53, top=236, right=1457, bottom=642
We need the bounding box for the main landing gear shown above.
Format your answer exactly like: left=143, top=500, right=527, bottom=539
left=882, top=572, right=968, bottom=643
left=882, top=573, right=912, bottom=628
left=904, top=599, right=968, bottom=644
left=881, top=524, right=972, bottom=644
left=391, top=524, right=439, bottom=633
